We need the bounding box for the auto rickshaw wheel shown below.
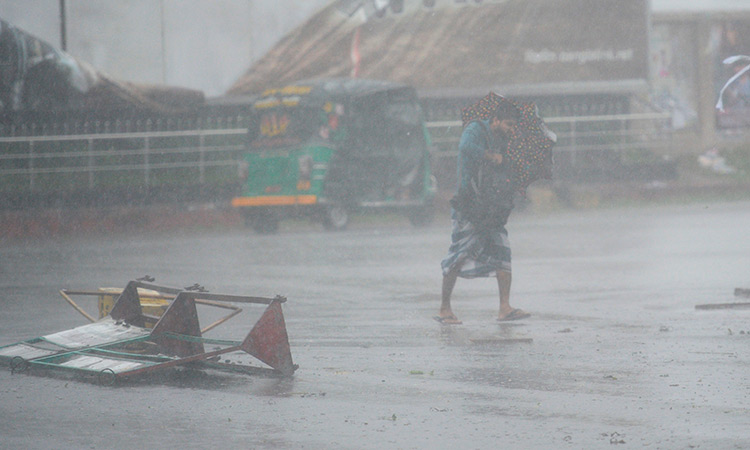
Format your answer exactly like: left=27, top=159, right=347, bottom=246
left=322, top=205, right=349, bottom=231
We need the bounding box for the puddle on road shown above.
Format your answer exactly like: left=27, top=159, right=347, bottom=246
left=469, top=338, right=533, bottom=345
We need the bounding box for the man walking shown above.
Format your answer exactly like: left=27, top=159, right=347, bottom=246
left=437, top=101, right=530, bottom=324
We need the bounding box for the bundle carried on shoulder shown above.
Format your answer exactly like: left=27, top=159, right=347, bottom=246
left=450, top=161, right=514, bottom=229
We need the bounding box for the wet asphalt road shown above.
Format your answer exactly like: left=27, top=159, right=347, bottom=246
left=1, top=201, right=749, bottom=449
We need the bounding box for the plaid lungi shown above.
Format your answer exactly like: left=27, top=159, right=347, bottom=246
left=441, top=210, right=512, bottom=278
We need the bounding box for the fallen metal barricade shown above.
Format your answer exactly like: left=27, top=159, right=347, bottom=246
left=0, top=279, right=297, bottom=384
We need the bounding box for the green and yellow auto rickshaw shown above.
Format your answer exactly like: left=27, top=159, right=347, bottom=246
left=231, top=78, right=436, bottom=233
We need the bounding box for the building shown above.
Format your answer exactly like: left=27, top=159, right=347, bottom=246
left=229, top=0, right=750, bottom=156
left=651, top=0, right=750, bottom=150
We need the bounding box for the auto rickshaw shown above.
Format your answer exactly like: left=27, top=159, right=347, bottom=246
left=231, top=78, right=436, bottom=233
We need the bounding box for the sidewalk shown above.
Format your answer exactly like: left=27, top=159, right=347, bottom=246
left=3, top=176, right=750, bottom=241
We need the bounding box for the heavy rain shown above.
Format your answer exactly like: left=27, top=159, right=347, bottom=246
left=1, top=1, right=750, bottom=449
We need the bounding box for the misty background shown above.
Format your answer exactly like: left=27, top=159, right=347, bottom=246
left=0, top=0, right=330, bottom=97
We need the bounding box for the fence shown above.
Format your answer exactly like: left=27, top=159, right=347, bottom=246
left=427, top=112, right=673, bottom=156
left=427, top=111, right=676, bottom=183
left=0, top=128, right=246, bottom=205
left=0, top=112, right=676, bottom=207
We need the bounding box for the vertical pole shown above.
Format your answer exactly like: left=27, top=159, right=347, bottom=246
left=29, top=141, right=35, bottom=191
left=88, top=138, right=94, bottom=189
left=161, top=0, right=167, bottom=84
left=666, top=114, right=674, bottom=155
left=199, top=134, right=205, bottom=184
left=570, top=120, right=577, bottom=167
left=696, top=18, right=717, bottom=152
left=59, top=0, right=67, bottom=51
left=144, top=136, right=150, bottom=186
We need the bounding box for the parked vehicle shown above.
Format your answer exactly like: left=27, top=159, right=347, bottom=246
left=231, top=78, right=436, bottom=233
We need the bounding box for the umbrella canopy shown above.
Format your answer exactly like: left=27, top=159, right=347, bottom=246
left=461, top=92, right=557, bottom=192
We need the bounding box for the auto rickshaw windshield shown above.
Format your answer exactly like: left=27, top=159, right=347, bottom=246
left=247, top=105, right=346, bottom=151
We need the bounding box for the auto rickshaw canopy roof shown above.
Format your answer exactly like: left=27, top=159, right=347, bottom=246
left=250, top=78, right=416, bottom=110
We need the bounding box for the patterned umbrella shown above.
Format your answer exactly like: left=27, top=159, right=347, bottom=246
left=461, top=92, right=557, bottom=192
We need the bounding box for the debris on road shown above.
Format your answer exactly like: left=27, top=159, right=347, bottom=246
left=695, top=302, right=750, bottom=310
left=0, top=279, right=297, bottom=384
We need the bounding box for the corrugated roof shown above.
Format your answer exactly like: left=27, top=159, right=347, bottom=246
left=228, top=0, right=650, bottom=98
